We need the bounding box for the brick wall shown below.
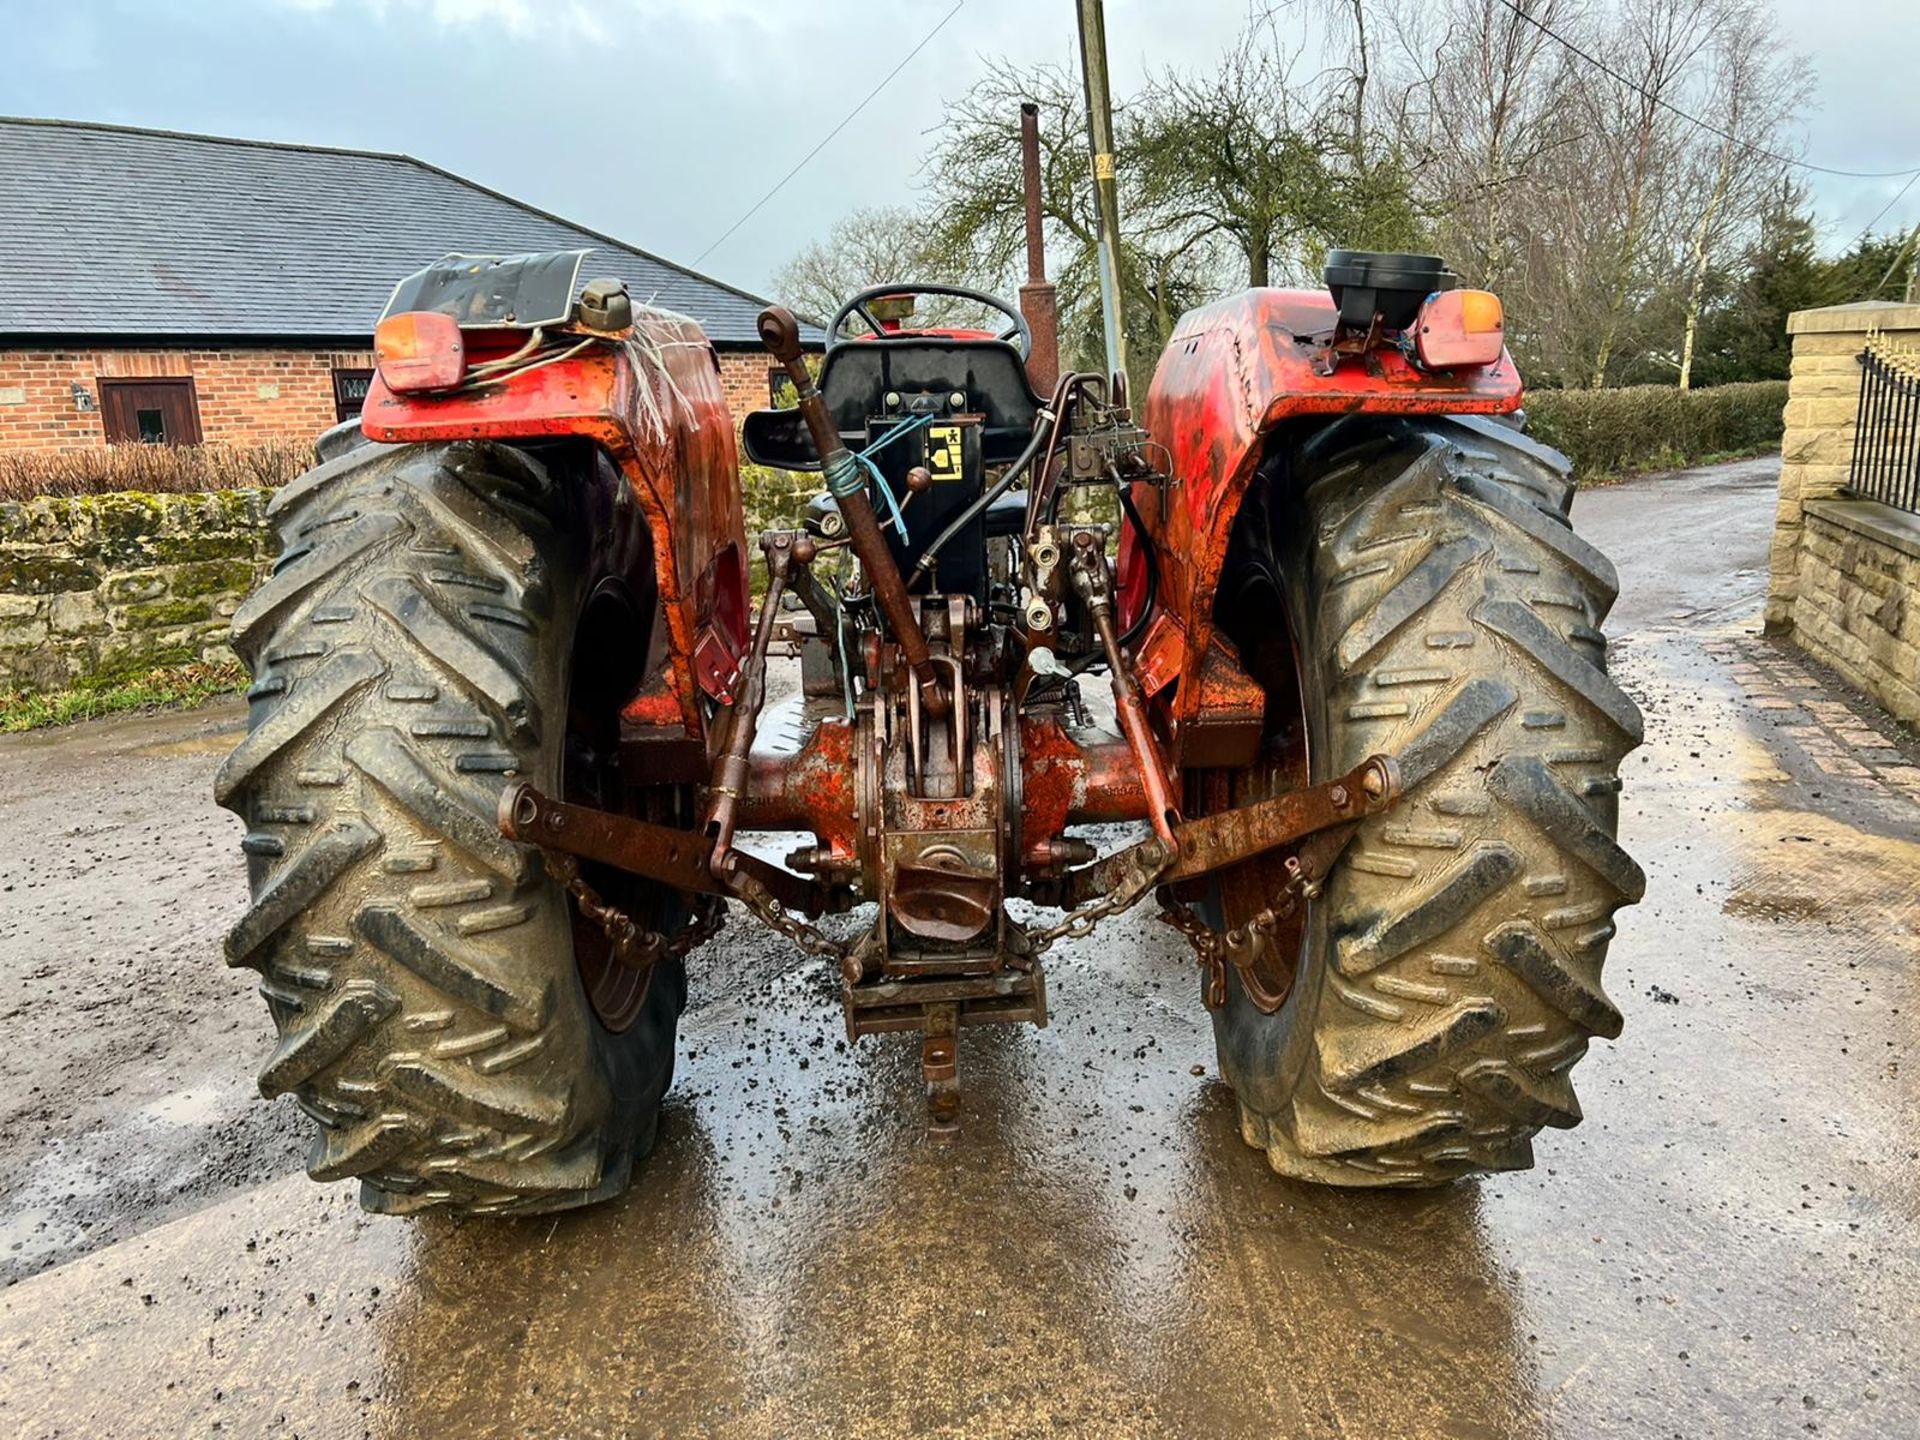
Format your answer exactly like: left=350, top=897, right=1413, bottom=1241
left=0, top=489, right=272, bottom=693
left=0, top=346, right=376, bottom=453
left=715, top=348, right=784, bottom=421
left=1, top=346, right=791, bottom=453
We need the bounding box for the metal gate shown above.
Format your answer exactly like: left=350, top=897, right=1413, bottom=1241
left=1850, top=334, right=1920, bottom=514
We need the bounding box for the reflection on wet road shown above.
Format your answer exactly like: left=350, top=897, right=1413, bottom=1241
left=2, top=456, right=1916, bottom=1436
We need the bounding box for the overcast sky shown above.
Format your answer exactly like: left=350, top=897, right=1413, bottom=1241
left=8, top=0, right=1916, bottom=299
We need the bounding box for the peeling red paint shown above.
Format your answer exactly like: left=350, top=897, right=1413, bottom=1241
left=362, top=316, right=750, bottom=747
left=1125, top=287, right=1522, bottom=758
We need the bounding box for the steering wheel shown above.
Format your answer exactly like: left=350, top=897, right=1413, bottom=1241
left=827, top=282, right=1031, bottom=357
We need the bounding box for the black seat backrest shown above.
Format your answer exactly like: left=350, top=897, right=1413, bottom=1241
left=742, top=337, right=1041, bottom=470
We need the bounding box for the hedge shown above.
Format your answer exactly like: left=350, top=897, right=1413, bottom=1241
left=1522, top=380, right=1787, bottom=481
left=0, top=440, right=314, bottom=502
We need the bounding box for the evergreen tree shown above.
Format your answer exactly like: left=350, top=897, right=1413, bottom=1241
left=1692, top=186, right=1824, bottom=384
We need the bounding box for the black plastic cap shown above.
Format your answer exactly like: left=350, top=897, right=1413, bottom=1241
left=1324, top=250, right=1457, bottom=331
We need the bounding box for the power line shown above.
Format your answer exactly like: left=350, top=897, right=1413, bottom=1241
left=1492, top=0, right=1920, bottom=181
left=1850, top=170, right=1920, bottom=250
left=692, top=1, right=965, bottom=267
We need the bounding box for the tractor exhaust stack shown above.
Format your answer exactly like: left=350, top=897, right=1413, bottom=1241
left=1017, top=101, right=1060, bottom=395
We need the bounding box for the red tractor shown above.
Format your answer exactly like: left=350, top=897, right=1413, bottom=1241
left=216, top=209, right=1641, bottom=1217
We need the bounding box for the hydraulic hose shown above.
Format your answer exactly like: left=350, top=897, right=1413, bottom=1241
left=1023, top=373, right=1104, bottom=546
left=910, top=413, right=1053, bottom=583
left=759, top=305, right=947, bottom=716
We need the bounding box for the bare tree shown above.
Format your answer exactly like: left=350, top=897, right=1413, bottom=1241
left=772, top=205, right=957, bottom=328
left=1371, top=0, right=1814, bottom=389
left=1413, top=0, right=1581, bottom=291
left=779, top=0, right=1814, bottom=393
left=1670, top=5, right=1809, bottom=388
left=1579, top=0, right=1729, bottom=386
left=1295, top=0, right=1375, bottom=158
left=1376, top=0, right=1601, bottom=380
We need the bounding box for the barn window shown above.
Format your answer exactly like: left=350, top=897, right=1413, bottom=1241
left=99, top=378, right=202, bottom=445
left=332, top=368, right=375, bottom=422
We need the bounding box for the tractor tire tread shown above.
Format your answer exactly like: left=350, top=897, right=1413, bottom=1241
left=1215, top=415, right=1641, bottom=1186
left=216, top=439, right=676, bottom=1216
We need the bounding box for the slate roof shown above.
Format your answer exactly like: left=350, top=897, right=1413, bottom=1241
left=0, top=117, right=793, bottom=346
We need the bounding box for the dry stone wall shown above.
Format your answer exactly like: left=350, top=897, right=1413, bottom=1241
left=0, top=490, right=272, bottom=693
left=0, top=467, right=822, bottom=695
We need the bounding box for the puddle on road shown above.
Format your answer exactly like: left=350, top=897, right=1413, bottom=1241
left=1, top=902, right=1549, bottom=1439
left=0, top=1207, right=62, bottom=1269
left=129, top=728, right=244, bottom=759
left=1720, top=809, right=1920, bottom=926
left=139, top=1087, right=226, bottom=1128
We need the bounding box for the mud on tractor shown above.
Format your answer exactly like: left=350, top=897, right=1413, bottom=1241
left=216, top=115, right=1642, bottom=1220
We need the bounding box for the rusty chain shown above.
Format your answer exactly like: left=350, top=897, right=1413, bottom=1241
left=549, top=838, right=852, bottom=968
left=724, top=866, right=853, bottom=962
left=541, top=812, right=1346, bottom=1000
left=542, top=849, right=726, bottom=974
left=1024, top=835, right=1174, bottom=958
left=1156, top=829, right=1349, bottom=1008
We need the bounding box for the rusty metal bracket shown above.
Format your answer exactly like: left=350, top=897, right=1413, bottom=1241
left=499, top=782, right=830, bottom=917
left=1069, top=530, right=1180, bottom=844
left=1166, top=754, right=1400, bottom=884
left=759, top=305, right=947, bottom=716
left=922, top=1002, right=960, bottom=1136
left=707, top=531, right=799, bottom=878
left=1058, top=754, right=1402, bottom=909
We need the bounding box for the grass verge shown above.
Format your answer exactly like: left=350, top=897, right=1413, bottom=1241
left=0, top=660, right=248, bottom=734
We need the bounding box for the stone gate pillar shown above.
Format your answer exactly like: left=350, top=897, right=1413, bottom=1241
left=1768, top=300, right=1920, bottom=724
left=1768, top=300, right=1920, bottom=634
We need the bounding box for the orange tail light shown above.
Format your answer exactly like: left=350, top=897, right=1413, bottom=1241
left=1414, top=289, right=1505, bottom=370
left=374, top=310, right=466, bottom=393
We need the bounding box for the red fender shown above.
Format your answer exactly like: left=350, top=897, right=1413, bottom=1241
left=1125, top=287, right=1523, bottom=762
left=359, top=313, right=751, bottom=746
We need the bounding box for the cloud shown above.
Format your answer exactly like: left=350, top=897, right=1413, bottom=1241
left=265, top=0, right=807, bottom=41
left=7, top=0, right=1913, bottom=296
left=266, top=0, right=609, bottom=39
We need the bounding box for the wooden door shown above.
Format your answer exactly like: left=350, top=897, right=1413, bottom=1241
left=99, top=378, right=202, bottom=445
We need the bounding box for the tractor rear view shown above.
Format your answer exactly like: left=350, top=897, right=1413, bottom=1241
left=214, top=20, right=1641, bottom=1215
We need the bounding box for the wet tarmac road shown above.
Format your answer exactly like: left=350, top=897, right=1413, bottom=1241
left=3, top=455, right=1918, bottom=1437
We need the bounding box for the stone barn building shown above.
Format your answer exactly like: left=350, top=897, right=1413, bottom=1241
left=0, top=117, right=804, bottom=453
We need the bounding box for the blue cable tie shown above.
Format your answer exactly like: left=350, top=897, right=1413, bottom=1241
left=855, top=453, right=909, bottom=543
left=862, top=412, right=934, bottom=457
left=849, top=412, right=933, bottom=542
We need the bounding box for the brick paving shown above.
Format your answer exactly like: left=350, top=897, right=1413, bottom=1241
left=1712, top=632, right=1920, bottom=801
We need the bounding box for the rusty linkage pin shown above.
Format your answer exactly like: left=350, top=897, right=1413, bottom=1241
left=706, top=531, right=798, bottom=882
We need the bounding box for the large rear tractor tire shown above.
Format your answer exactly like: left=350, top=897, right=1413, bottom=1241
left=214, top=434, right=685, bottom=1216
left=1208, top=415, right=1644, bottom=1185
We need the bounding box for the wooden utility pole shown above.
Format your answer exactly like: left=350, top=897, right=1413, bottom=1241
left=1074, top=0, right=1128, bottom=387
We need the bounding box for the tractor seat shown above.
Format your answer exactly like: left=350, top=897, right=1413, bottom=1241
left=742, top=334, right=1043, bottom=471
